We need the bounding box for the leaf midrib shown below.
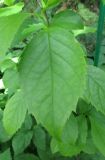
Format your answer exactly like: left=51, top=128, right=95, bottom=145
left=47, top=30, right=54, bottom=121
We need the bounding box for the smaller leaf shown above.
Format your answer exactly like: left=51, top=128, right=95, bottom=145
left=0, top=109, right=11, bottom=142
left=22, top=23, right=45, bottom=38
left=0, top=13, right=29, bottom=56
left=73, top=26, right=96, bottom=36
left=51, top=139, right=82, bottom=157
left=84, top=65, right=105, bottom=115
left=0, top=2, right=24, bottom=17
left=51, top=138, right=59, bottom=154
left=3, top=68, right=19, bottom=96
left=80, top=153, right=105, bottom=160
left=46, top=0, right=62, bottom=7
left=0, top=59, right=16, bottom=72
left=12, top=130, right=33, bottom=155
left=51, top=10, right=84, bottom=30
left=77, top=98, right=92, bottom=115
left=33, top=125, right=46, bottom=151
left=22, top=114, right=32, bottom=131
left=0, top=149, right=12, bottom=160
left=77, top=115, right=87, bottom=145
left=3, top=91, right=27, bottom=135
left=83, top=130, right=97, bottom=154
left=14, top=154, right=39, bottom=160
left=62, top=113, right=78, bottom=144
left=4, top=0, right=15, bottom=6
left=89, top=110, right=105, bottom=156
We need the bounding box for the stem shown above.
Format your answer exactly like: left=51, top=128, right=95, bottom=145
left=43, top=10, right=49, bottom=26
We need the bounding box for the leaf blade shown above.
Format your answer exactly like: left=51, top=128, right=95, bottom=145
left=19, top=27, right=86, bottom=138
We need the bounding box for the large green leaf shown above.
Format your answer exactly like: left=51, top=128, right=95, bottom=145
left=90, top=110, right=105, bottom=156
left=3, top=91, right=27, bottom=135
left=0, top=13, right=29, bottom=56
left=19, top=27, right=86, bottom=138
left=51, top=10, right=84, bottom=30
left=84, top=65, right=105, bottom=115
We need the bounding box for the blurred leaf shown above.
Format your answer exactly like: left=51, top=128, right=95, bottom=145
left=0, top=109, right=11, bottom=142
left=90, top=110, right=105, bottom=156
left=3, top=68, right=19, bottom=95
left=12, top=130, right=33, bottom=155
left=0, top=149, right=12, bottom=160
left=77, top=115, right=87, bottom=145
left=0, top=13, right=29, bottom=56
left=14, top=154, right=39, bottom=160
left=0, top=2, right=24, bottom=17
left=61, top=114, right=78, bottom=144
left=4, top=0, right=15, bottom=6
left=33, top=125, right=46, bottom=151
left=84, top=65, right=105, bottom=115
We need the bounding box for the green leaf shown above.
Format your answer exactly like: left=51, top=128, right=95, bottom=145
left=51, top=10, right=84, bottom=30
left=46, top=0, right=62, bottom=7
left=12, top=130, right=33, bottom=155
left=84, top=65, right=105, bottom=115
left=51, top=138, right=59, bottom=154
left=0, top=59, right=16, bottom=72
left=58, top=143, right=82, bottom=157
left=90, top=110, right=105, bottom=156
left=62, top=114, right=78, bottom=144
left=0, top=109, right=10, bottom=142
left=77, top=115, right=87, bottom=145
left=3, top=68, right=19, bottom=95
left=33, top=125, right=46, bottom=150
left=14, top=154, right=39, bottom=160
left=22, top=23, right=45, bottom=38
left=83, top=130, right=97, bottom=154
left=37, top=149, right=52, bottom=160
left=3, top=91, right=27, bottom=135
left=22, top=114, right=33, bottom=131
left=102, top=0, right=105, bottom=5
left=0, top=13, right=29, bottom=56
left=80, top=153, right=105, bottom=160
left=0, top=2, right=24, bottom=17
left=33, top=125, right=52, bottom=160
left=73, top=26, right=96, bottom=36
left=4, top=0, right=15, bottom=6
left=19, top=27, right=86, bottom=138
left=77, top=98, right=92, bottom=114
left=51, top=115, right=87, bottom=156
left=0, top=149, right=12, bottom=160
left=51, top=138, right=82, bottom=157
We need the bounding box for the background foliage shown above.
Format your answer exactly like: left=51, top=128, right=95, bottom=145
left=1, top=0, right=105, bottom=160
